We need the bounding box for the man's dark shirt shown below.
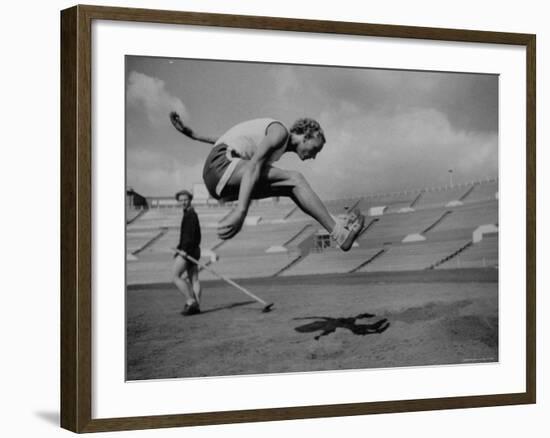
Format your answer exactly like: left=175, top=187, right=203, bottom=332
left=177, top=207, right=201, bottom=254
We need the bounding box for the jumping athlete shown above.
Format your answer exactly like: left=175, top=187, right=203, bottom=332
left=172, top=189, right=202, bottom=316
left=169, top=113, right=364, bottom=250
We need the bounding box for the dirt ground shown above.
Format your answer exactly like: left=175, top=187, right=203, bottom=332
left=126, top=269, right=498, bottom=380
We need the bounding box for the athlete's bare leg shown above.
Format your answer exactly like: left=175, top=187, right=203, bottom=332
left=225, top=163, right=336, bottom=233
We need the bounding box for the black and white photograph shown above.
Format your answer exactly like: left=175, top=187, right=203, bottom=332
left=125, top=56, right=499, bottom=380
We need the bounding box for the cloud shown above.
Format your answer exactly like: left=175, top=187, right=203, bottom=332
left=127, top=147, right=204, bottom=196
left=278, top=106, right=497, bottom=200
left=126, top=71, right=189, bottom=128
left=125, top=60, right=498, bottom=200
left=271, top=65, right=498, bottom=134
left=269, top=64, right=498, bottom=200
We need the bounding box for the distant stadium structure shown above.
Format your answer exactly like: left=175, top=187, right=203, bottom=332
left=126, top=178, right=499, bottom=285
left=126, top=187, right=149, bottom=225
left=126, top=187, right=148, bottom=209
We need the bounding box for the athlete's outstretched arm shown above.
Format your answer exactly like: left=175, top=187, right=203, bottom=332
left=217, top=123, right=288, bottom=240
left=169, top=111, right=218, bottom=145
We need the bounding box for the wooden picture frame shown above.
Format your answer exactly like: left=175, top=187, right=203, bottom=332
left=61, top=4, right=536, bottom=433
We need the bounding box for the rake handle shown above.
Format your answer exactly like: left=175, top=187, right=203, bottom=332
left=172, top=248, right=270, bottom=307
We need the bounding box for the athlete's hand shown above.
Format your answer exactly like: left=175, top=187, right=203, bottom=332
left=169, top=111, right=193, bottom=137
left=217, top=208, right=246, bottom=240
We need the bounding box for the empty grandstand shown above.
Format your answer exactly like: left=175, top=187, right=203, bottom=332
left=359, top=207, right=448, bottom=246
left=428, top=201, right=497, bottom=233
left=281, top=247, right=384, bottom=276
left=436, top=234, right=498, bottom=269
left=358, top=240, right=471, bottom=272
left=216, top=221, right=311, bottom=256
left=126, top=179, right=498, bottom=285
left=126, top=188, right=149, bottom=224
left=414, top=184, right=472, bottom=208
left=287, top=197, right=361, bottom=220
left=463, top=180, right=499, bottom=203
left=358, top=192, right=418, bottom=214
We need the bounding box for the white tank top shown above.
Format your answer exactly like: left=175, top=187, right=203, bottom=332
left=215, top=118, right=289, bottom=163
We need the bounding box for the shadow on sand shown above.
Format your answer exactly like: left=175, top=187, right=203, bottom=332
left=294, top=313, right=390, bottom=340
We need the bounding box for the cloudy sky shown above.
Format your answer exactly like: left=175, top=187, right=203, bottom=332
left=126, top=56, right=498, bottom=200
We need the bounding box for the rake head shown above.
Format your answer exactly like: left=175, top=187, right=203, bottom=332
left=262, top=303, right=274, bottom=313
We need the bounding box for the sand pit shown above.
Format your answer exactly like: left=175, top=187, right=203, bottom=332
left=126, top=269, right=498, bottom=380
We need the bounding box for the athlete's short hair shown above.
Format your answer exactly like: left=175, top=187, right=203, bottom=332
left=175, top=189, right=193, bottom=201
left=290, top=118, right=326, bottom=143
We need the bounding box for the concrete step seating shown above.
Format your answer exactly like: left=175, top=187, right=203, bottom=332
left=360, top=208, right=447, bottom=244
left=126, top=206, right=148, bottom=224
left=217, top=222, right=309, bottom=255
left=126, top=208, right=181, bottom=229
left=289, top=197, right=361, bottom=220
left=359, top=239, right=470, bottom=272
left=137, top=226, right=223, bottom=255
left=126, top=252, right=214, bottom=285
left=127, top=229, right=163, bottom=253
left=246, top=201, right=295, bottom=221
left=281, top=247, right=383, bottom=276
left=126, top=180, right=500, bottom=284
left=127, top=206, right=233, bottom=230
left=436, top=234, right=498, bottom=269
left=414, top=185, right=473, bottom=208
left=199, top=253, right=300, bottom=281
left=358, top=192, right=418, bottom=213
left=128, top=251, right=298, bottom=284
left=429, top=202, right=497, bottom=233
left=463, top=181, right=498, bottom=202
left=194, top=206, right=234, bottom=224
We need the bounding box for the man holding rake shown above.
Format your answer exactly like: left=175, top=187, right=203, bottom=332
left=172, top=189, right=202, bottom=316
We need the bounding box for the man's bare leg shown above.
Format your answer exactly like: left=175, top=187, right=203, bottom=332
left=172, top=256, right=196, bottom=305
left=188, top=264, right=202, bottom=305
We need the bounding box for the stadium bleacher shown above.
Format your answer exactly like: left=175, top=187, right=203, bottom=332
left=127, top=205, right=236, bottom=231
left=127, top=251, right=301, bottom=285
left=193, top=205, right=233, bottom=225
left=359, top=240, right=471, bottom=272
left=135, top=226, right=222, bottom=256
left=288, top=197, right=361, bottom=220
left=127, top=229, right=166, bottom=254
left=358, top=192, right=417, bottom=213
left=126, top=208, right=181, bottom=230
left=216, top=221, right=310, bottom=256
left=246, top=200, right=296, bottom=222
left=126, top=205, right=147, bottom=225
left=462, top=180, right=498, bottom=203
left=126, top=179, right=499, bottom=284
left=281, top=247, right=383, bottom=276
left=359, top=208, right=447, bottom=245
left=414, top=184, right=474, bottom=208
left=429, top=201, right=497, bottom=233
left=436, top=234, right=498, bottom=269
left=199, top=253, right=300, bottom=281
